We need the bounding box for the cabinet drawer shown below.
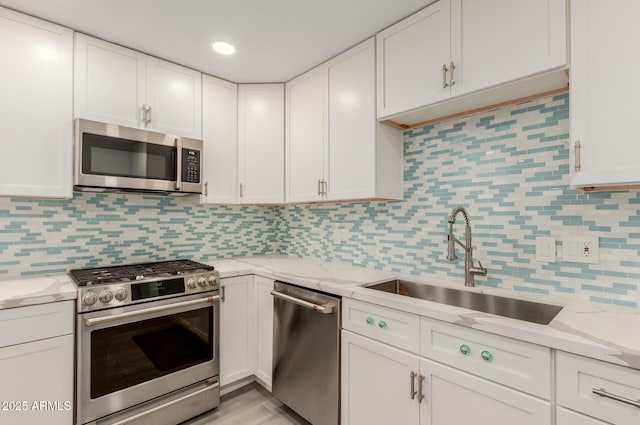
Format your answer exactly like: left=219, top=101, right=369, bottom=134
left=420, top=317, right=551, bottom=399
left=557, top=407, right=609, bottom=425
left=342, top=298, right=419, bottom=354
left=557, top=351, right=640, bottom=425
left=0, top=301, right=74, bottom=348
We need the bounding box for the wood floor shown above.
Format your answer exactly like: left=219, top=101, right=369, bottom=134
left=183, top=382, right=311, bottom=425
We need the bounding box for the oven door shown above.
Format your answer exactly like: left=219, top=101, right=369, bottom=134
left=77, top=292, right=220, bottom=425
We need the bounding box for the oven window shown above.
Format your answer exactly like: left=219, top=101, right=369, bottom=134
left=82, top=133, right=177, bottom=181
left=90, top=307, right=213, bottom=399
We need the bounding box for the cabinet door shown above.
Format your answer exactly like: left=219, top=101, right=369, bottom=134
left=238, top=84, right=285, bottom=204
left=220, top=276, right=256, bottom=386
left=74, top=33, right=146, bottom=129
left=450, top=0, right=566, bottom=97
left=570, top=0, right=640, bottom=188
left=254, top=276, right=274, bottom=387
left=341, top=330, right=420, bottom=425
left=420, top=358, right=551, bottom=425
left=0, top=335, right=73, bottom=425
left=557, top=408, right=609, bottom=425
left=0, top=8, right=72, bottom=198
left=201, top=75, right=238, bottom=204
left=376, top=0, right=451, bottom=118
left=285, top=68, right=326, bottom=203
left=326, top=38, right=376, bottom=201
left=146, top=56, right=202, bottom=138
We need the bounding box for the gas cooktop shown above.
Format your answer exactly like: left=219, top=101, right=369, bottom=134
left=69, top=259, right=215, bottom=287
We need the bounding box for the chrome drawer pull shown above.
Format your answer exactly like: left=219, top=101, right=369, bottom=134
left=592, top=388, right=640, bottom=409
left=418, top=374, right=425, bottom=403
left=459, top=344, right=470, bottom=356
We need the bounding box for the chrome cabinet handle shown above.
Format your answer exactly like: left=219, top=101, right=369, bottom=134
left=318, top=179, right=321, bottom=196
left=574, top=140, right=581, bottom=172
left=85, top=295, right=219, bottom=327
left=418, top=374, right=425, bottom=403
left=142, top=104, right=148, bottom=125
left=442, top=63, right=449, bottom=88
left=459, top=344, right=471, bottom=356
left=481, top=350, right=493, bottom=362
left=322, top=179, right=327, bottom=195
left=366, top=316, right=374, bottom=325
left=378, top=320, right=387, bottom=329
left=592, top=388, right=640, bottom=409
left=271, top=290, right=334, bottom=314
left=146, top=106, right=152, bottom=125
left=410, top=371, right=417, bottom=400
left=449, top=61, right=456, bottom=86
left=204, top=182, right=208, bottom=197
left=239, top=183, right=244, bottom=198
left=221, top=285, right=225, bottom=302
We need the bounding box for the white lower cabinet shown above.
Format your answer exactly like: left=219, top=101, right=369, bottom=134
left=557, top=408, right=609, bottom=425
left=556, top=351, right=640, bottom=425
left=342, top=298, right=554, bottom=425
left=0, top=301, right=74, bottom=425
left=220, top=275, right=256, bottom=385
left=255, top=276, right=274, bottom=387
left=220, top=275, right=274, bottom=389
left=342, top=330, right=420, bottom=425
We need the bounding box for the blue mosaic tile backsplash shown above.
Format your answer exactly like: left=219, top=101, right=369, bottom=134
left=277, top=93, right=640, bottom=309
left=2, top=93, right=640, bottom=310
left=0, top=194, right=277, bottom=277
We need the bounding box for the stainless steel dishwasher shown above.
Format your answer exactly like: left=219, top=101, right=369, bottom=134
left=272, top=281, right=341, bottom=425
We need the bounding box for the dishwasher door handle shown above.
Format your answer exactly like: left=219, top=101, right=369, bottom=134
left=271, top=290, right=334, bottom=314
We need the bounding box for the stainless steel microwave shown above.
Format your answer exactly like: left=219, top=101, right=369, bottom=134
left=74, top=119, right=203, bottom=195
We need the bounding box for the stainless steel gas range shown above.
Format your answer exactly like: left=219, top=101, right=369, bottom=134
left=69, top=260, right=221, bottom=425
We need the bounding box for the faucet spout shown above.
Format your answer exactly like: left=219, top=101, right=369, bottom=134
left=446, top=207, right=487, bottom=287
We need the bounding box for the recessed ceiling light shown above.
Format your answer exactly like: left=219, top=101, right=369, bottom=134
left=212, top=41, right=235, bottom=55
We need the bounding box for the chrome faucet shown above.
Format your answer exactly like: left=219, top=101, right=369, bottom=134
left=446, top=207, right=487, bottom=287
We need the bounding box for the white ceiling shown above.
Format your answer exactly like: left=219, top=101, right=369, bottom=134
left=0, top=0, right=436, bottom=83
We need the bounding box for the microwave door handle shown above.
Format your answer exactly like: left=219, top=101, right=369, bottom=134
left=175, top=138, right=182, bottom=191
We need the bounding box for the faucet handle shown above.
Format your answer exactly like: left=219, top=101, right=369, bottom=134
left=470, top=260, right=487, bottom=276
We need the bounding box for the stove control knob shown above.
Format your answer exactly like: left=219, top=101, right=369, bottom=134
left=187, top=278, right=197, bottom=289
left=99, top=290, right=114, bottom=304
left=208, top=275, right=218, bottom=286
left=114, top=288, right=128, bottom=301
left=83, top=292, right=98, bottom=306
left=198, top=277, right=207, bottom=287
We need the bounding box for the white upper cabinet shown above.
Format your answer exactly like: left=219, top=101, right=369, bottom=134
left=0, top=7, right=73, bottom=198
left=145, top=56, right=202, bottom=138
left=570, top=0, right=640, bottom=189
left=286, top=38, right=403, bottom=204
left=377, top=0, right=568, bottom=126
left=75, top=34, right=202, bottom=138
left=376, top=0, right=451, bottom=118
left=201, top=75, right=238, bottom=204
left=286, top=67, right=326, bottom=203
left=238, top=84, right=285, bottom=204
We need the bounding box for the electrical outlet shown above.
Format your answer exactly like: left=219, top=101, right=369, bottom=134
left=562, top=236, right=599, bottom=264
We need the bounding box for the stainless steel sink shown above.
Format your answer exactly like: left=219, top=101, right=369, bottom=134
left=365, top=279, right=563, bottom=325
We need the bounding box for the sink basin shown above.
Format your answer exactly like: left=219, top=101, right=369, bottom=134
left=365, top=279, right=563, bottom=325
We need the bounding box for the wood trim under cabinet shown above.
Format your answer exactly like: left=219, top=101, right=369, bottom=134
left=383, top=86, right=569, bottom=130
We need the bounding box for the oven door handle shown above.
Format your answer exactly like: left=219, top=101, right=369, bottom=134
left=84, top=295, right=220, bottom=327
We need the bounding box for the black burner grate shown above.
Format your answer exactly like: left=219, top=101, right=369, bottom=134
left=69, top=259, right=214, bottom=286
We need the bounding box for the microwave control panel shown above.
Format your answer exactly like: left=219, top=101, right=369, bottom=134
left=182, top=149, right=201, bottom=183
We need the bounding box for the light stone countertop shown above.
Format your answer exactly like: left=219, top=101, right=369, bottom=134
left=210, top=255, right=640, bottom=370
left=0, top=274, right=76, bottom=309
left=0, top=255, right=637, bottom=371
